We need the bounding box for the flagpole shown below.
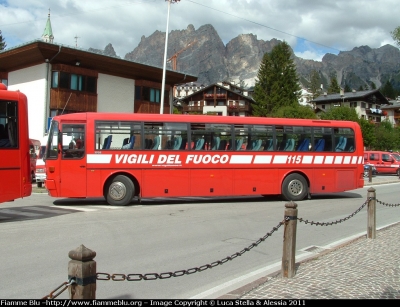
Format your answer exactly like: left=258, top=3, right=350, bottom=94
left=160, top=0, right=180, bottom=114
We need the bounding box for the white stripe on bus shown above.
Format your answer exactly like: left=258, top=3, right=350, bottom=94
left=302, top=156, right=313, bottom=164
left=314, top=156, right=324, bottom=164
left=253, top=155, right=273, bottom=164
left=334, top=156, right=343, bottom=164
left=229, top=155, right=253, bottom=164
left=86, top=154, right=364, bottom=165
left=343, top=156, right=351, bottom=164
left=273, top=155, right=288, bottom=164
left=325, top=156, right=334, bottom=164
left=87, top=154, right=112, bottom=164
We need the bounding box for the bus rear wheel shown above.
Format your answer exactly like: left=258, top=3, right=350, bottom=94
left=106, top=175, right=134, bottom=206
left=281, top=173, right=308, bottom=202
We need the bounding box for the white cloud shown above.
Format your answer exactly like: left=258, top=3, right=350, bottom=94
left=1, top=0, right=399, bottom=60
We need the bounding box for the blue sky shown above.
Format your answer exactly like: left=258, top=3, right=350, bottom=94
left=0, top=0, right=398, bottom=61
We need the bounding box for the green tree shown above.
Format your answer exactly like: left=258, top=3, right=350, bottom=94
left=327, top=74, right=340, bottom=94
left=172, top=107, right=181, bottom=114
left=394, top=126, right=400, bottom=150
left=319, top=106, right=359, bottom=121
left=380, top=80, right=396, bottom=99
left=252, top=41, right=301, bottom=116
left=391, top=26, right=400, bottom=47
left=344, top=84, right=351, bottom=92
left=273, top=105, right=317, bottom=119
left=358, top=118, right=376, bottom=150
left=309, top=69, right=321, bottom=99
left=369, top=81, right=376, bottom=90
left=0, top=30, right=6, bottom=50
left=374, top=120, right=399, bottom=151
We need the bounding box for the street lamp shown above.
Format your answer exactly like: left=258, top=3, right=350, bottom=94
left=160, top=0, right=180, bottom=114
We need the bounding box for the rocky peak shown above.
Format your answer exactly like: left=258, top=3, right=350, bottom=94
left=94, top=24, right=400, bottom=92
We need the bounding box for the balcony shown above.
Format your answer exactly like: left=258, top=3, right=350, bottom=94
left=366, top=108, right=385, bottom=116
left=228, top=105, right=249, bottom=112
left=182, top=106, right=203, bottom=113
left=204, top=93, right=227, bottom=99
left=50, top=89, right=97, bottom=112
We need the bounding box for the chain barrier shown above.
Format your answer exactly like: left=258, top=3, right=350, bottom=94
left=376, top=198, right=400, bottom=207
left=40, top=194, right=400, bottom=295
left=297, top=197, right=371, bottom=226
left=96, top=218, right=287, bottom=282
left=42, top=278, right=76, bottom=299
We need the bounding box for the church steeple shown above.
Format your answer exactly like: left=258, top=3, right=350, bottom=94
left=42, top=9, right=54, bottom=43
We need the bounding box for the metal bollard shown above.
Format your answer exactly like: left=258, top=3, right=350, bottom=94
left=367, top=188, right=376, bottom=239
left=281, top=201, right=298, bottom=278
left=368, top=166, right=372, bottom=183
left=68, top=245, right=97, bottom=299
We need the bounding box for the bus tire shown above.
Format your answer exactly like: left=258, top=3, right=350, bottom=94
left=37, top=182, right=43, bottom=188
left=281, top=173, right=308, bottom=202
left=106, top=175, right=134, bottom=206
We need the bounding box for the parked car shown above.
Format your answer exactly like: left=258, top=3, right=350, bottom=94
left=364, top=164, right=377, bottom=178
left=35, top=159, right=46, bottom=188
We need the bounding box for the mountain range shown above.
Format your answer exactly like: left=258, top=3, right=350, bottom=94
left=89, top=24, right=400, bottom=92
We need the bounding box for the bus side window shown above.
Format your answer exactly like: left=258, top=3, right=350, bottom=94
left=152, top=136, right=160, bottom=150
left=345, top=137, right=354, bottom=152
left=0, top=124, right=9, bottom=147
left=314, top=139, right=325, bottom=151
left=102, top=135, right=112, bottom=149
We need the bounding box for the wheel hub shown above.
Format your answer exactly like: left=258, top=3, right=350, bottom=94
left=288, top=180, right=303, bottom=196
left=109, top=182, right=126, bottom=201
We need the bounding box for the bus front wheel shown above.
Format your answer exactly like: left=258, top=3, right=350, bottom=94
left=281, top=174, right=308, bottom=202
left=106, top=175, right=134, bottom=206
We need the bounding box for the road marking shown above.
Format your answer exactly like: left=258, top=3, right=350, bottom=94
left=54, top=206, right=97, bottom=212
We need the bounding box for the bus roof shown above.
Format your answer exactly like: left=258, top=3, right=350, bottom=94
left=52, top=112, right=359, bottom=127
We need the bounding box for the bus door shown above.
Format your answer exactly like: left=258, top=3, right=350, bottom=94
left=59, top=123, right=87, bottom=197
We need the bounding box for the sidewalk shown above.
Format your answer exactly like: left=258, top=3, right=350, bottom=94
left=219, top=176, right=400, bottom=299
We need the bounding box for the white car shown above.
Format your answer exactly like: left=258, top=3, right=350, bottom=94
left=35, top=159, right=46, bottom=188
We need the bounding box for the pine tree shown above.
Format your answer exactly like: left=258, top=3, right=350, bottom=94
left=0, top=30, right=6, bottom=50
left=252, top=52, right=273, bottom=116
left=380, top=80, right=396, bottom=99
left=370, top=81, right=376, bottom=90
left=309, top=69, right=321, bottom=99
left=327, top=74, right=340, bottom=94
left=252, top=42, right=300, bottom=116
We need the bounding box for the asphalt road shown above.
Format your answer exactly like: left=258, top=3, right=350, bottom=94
left=1, top=179, right=399, bottom=299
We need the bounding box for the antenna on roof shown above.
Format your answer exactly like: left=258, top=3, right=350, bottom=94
left=74, top=35, right=80, bottom=48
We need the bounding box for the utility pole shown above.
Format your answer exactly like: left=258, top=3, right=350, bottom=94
left=160, top=0, right=180, bottom=114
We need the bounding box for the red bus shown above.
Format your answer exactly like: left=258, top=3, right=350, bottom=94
left=0, top=83, right=32, bottom=203
left=44, top=113, right=364, bottom=206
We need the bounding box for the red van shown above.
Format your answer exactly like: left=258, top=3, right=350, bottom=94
left=29, top=139, right=40, bottom=182
left=364, top=151, right=400, bottom=176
